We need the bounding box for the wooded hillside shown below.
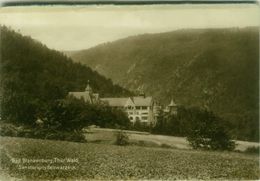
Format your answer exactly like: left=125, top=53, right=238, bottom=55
left=69, top=27, right=259, bottom=141
left=0, top=26, right=132, bottom=124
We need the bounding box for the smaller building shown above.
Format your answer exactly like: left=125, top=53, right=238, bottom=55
left=164, top=99, right=178, bottom=115
left=68, top=82, right=99, bottom=104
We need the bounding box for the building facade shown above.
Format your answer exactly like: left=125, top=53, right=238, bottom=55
left=68, top=83, right=99, bottom=104
left=68, top=83, right=156, bottom=125
left=163, top=99, right=178, bottom=115
left=101, top=96, right=155, bottom=124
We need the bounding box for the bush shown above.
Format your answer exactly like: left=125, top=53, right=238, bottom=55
left=115, top=130, right=129, bottom=146
left=0, top=123, right=18, bottom=137
left=244, top=146, right=259, bottom=154
left=129, top=120, right=151, bottom=132
left=0, top=123, right=33, bottom=138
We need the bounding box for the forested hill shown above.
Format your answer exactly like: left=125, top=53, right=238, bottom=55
left=0, top=26, right=131, bottom=123
left=69, top=27, right=259, bottom=141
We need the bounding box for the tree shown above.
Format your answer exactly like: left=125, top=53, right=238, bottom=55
left=151, top=110, right=166, bottom=134
left=43, top=97, right=131, bottom=132
left=43, top=97, right=90, bottom=132
left=151, top=106, right=235, bottom=151
left=185, top=108, right=235, bottom=151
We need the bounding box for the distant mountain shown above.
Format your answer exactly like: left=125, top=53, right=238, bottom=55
left=0, top=26, right=132, bottom=124
left=69, top=27, right=259, bottom=141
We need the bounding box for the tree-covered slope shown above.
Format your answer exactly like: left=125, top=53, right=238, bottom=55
left=70, top=27, right=259, bottom=141
left=0, top=26, right=131, bottom=124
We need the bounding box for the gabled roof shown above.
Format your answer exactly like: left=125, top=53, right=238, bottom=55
left=68, top=92, right=97, bottom=104
left=168, top=99, right=177, bottom=107
left=100, top=96, right=153, bottom=107
left=100, top=98, right=128, bottom=107
left=125, top=97, right=135, bottom=107
left=93, top=93, right=99, bottom=100
left=133, top=97, right=152, bottom=106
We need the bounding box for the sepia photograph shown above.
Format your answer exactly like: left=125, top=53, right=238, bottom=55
left=0, top=1, right=259, bottom=180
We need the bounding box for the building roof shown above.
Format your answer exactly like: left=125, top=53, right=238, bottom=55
left=100, top=96, right=152, bottom=107
left=68, top=92, right=98, bottom=104
left=85, top=83, right=92, bottom=92
left=132, top=97, right=152, bottom=106
left=168, top=99, right=177, bottom=107
left=68, top=81, right=100, bottom=104
left=100, top=98, right=128, bottom=107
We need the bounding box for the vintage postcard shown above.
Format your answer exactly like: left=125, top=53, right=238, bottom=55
left=0, top=1, right=259, bottom=180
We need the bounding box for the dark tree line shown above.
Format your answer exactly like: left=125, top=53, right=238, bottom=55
left=42, top=97, right=130, bottom=131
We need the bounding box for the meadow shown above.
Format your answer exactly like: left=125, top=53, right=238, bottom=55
left=86, top=128, right=259, bottom=151
left=0, top=136, right=259, bottom=180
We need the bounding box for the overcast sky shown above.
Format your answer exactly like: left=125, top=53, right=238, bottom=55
left=0, top=4, right=259, bottom=51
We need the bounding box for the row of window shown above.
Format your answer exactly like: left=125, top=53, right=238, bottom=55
left=128, top=111, right=148, bottom=115
left=127, top=106, right=149, bottom=110
left=129, top=116, right=148, bottom=121
left=113, top=106, right=151, bottom=110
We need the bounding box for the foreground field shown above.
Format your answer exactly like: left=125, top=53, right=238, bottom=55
left=0, top=136, right=259, bottom=180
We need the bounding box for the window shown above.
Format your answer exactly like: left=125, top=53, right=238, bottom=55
left=128, top=105, right=134, bottom=110
left=141, top=116, right=148, bottom=120
left=136, top=106, right=141, bottom=110
left=141, top=106, right=148, bottom=110
left=141, top=112, right=148, bottom=115
left=129, top=116, right=133, bottom=120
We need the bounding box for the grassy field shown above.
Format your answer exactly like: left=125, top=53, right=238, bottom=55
left=0, top=136, right=259, bottom=180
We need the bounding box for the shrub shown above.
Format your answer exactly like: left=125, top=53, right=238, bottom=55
left=115, top=130, right=129, bottom=146
left=0, top=123, right=18, bottom=137
left=130, top=120, right=151, bottom=132
left=244, top=146, right=259, bottom=154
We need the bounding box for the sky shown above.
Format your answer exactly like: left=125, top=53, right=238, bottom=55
left=0, top=4, right=259, bottom=51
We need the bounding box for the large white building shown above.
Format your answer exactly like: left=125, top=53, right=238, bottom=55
left=101, top=96, right=155, bottom=124
left=68, top=83, right=156, bottom=125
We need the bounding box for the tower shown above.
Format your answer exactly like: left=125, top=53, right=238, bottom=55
left=168, top=99, right=178, bottom=115
left=85, top=80, right=93, bottom=94
left=137, top=85, right=145, bottom=98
